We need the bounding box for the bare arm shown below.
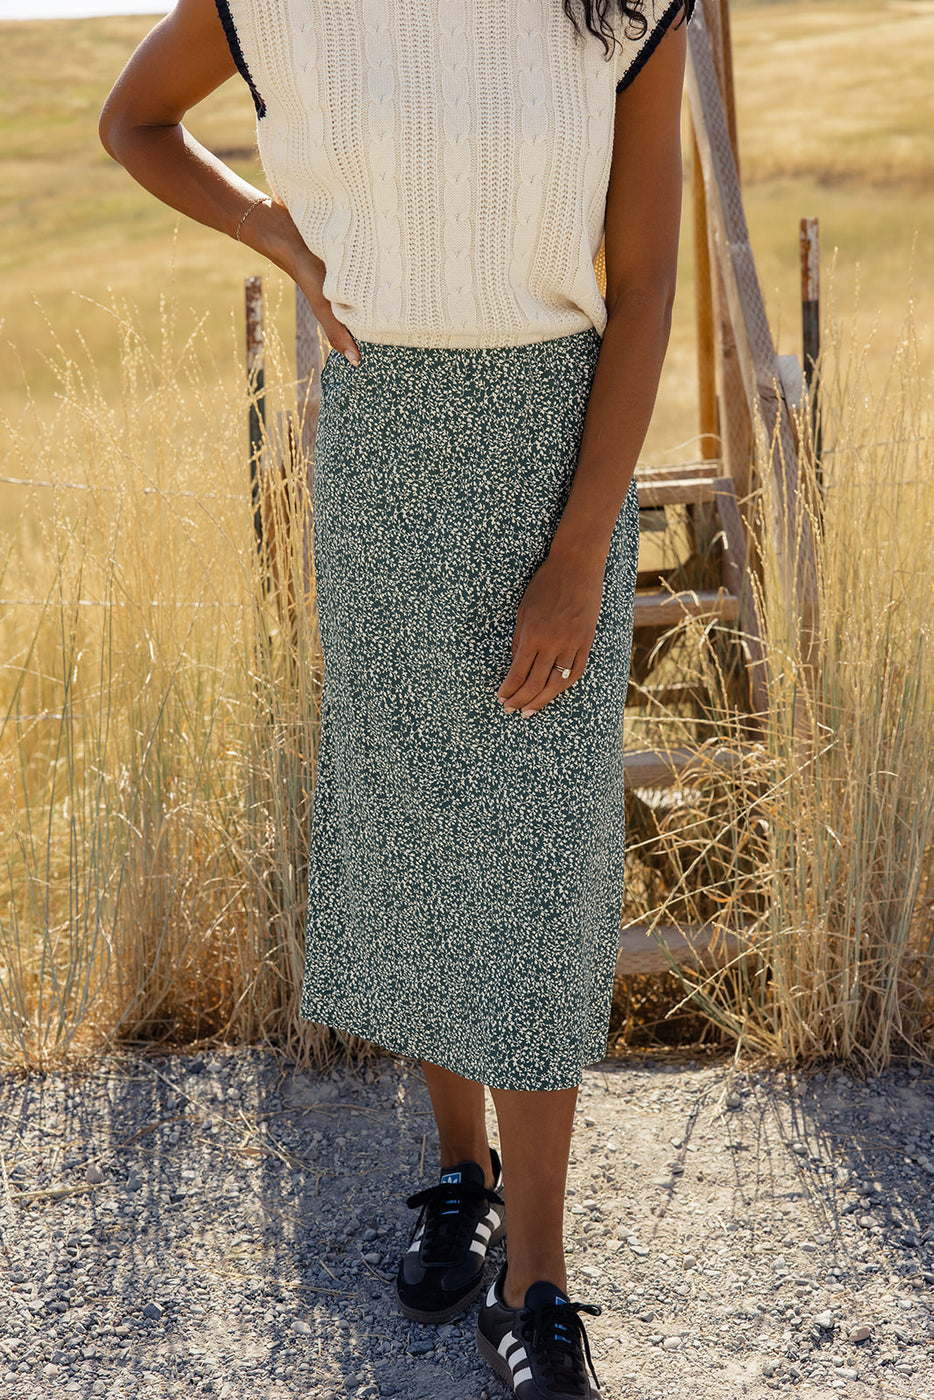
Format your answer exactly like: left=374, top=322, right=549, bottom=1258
left=99, top=0, right=359, bottom=362
left=497, top=16, right=687, bottom=715
left=553, top=19, right=687, bottom=561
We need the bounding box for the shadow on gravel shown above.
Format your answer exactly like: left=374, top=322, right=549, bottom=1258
left=2, top=1048, right=933, bottom=1399
left=2, top=1047, right=489, bottom=1399
left=755, top=1068, right=934, bottom=1271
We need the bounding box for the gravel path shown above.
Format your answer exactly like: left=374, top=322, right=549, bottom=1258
left=1, top=1046, right=932, bottom=1400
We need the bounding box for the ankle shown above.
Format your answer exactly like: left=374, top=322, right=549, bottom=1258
left=501, top=1259, right=567, bottom=1309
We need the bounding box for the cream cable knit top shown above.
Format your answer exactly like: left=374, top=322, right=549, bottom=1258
left=216, top=0, right=683, bottom=349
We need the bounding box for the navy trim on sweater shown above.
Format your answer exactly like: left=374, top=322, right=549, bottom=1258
left=615, top=0, right=690, bottom=95
left=214, top=0, right=266, bottom=118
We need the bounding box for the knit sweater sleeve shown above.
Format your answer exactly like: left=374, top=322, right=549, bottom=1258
left=614, top=0, right=690, bottom=94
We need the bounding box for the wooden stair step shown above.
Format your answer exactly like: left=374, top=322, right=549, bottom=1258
left=635, top=462, right=721, bottom=484
left=616, top=921, right=749, bottom=977
left=623, top=744, right=753, bottom=790
left=636, top=474, right=719, bottom=508
left=633, top=589, right=739, bottom=629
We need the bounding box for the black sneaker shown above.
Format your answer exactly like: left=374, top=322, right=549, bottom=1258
left=476, top=1261, right=602, bottom=1399
left=396, top=1147, right=506, bottom=1323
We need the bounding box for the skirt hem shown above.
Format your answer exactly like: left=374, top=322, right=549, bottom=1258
left=298, top=1007, right=605, bottom=1093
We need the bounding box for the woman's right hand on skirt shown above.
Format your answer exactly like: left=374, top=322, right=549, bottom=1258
left=497, top=549, right=605, bottom=717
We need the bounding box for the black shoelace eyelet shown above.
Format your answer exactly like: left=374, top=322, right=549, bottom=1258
left=517, top=1298, right=602, bottom=1393
left=404, top=1180, right=503, bottom=1264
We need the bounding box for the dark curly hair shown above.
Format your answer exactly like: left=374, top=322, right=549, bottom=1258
left=563, top=0, right=694, bottom=56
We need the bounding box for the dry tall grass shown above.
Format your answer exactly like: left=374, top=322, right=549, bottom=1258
left=624, top=303, right=934, bottom=1070
left=0, top=292, right=374, bottom=1072
left=1, top=293, right=932, bottom=1072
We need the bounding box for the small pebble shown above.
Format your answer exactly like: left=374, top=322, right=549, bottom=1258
left=292, top=1320, right=311, bottom=1335
left=847, top=1325, right=872, bottom=1343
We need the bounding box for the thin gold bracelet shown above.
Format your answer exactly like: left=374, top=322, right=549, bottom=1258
left=234, top=198, right=266, bottom=242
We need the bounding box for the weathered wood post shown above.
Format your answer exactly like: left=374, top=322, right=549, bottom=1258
left=800, top=217, right=822, bottom=487
left=693, top=124, right=719, bottom=463
left=245, top=275, right=266, bottom=557
left=294, top=287, right=326, bottom=616
left=698, top=0, right=753, bottom=507
left=687, top=2, right=820, bottom=680
left=295, top=285, right=325, bottom=467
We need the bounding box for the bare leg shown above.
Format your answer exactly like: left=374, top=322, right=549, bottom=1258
left=489, top=1083, right=577, bottom=1308
left=420, top=1059, right=496, bottom=1189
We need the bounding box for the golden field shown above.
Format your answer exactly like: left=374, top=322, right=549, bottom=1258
left=1, top=1, right=933, bottom=1071
left=1, top=0, right=932, bottom=456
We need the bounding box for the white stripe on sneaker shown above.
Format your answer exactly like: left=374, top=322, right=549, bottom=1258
left=406, top=1225, right=425, bottom=1255
left=497, top=1330, right=516, bottom=1359
left=499, top=1332, right=530, bottom=1368
left=495, top=1332, right=534, bottom=1386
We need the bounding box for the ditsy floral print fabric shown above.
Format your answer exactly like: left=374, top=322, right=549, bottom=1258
left=300, top=328, right=640, bottom=1091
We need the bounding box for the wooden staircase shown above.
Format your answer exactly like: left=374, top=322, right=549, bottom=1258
left=608, top=0, right=819, bottom=978
left=622, top=464, right=765, bottom=791
left=613, top=463, right=767, bottom=977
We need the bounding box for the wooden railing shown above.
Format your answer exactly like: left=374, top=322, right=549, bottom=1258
left=686, top=0, right=819, bottom=676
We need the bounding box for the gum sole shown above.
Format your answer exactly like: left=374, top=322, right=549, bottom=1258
left=476, top=1326, right=513, bottom=1384
left=396, top=1272, right=485, bottom=1324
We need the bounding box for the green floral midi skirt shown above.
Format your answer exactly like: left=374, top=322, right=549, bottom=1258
left=300, top=327, right=640, bottom=1091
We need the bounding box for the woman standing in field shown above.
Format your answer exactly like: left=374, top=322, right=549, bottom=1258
left=101, top=1, right=689, bottom=1395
